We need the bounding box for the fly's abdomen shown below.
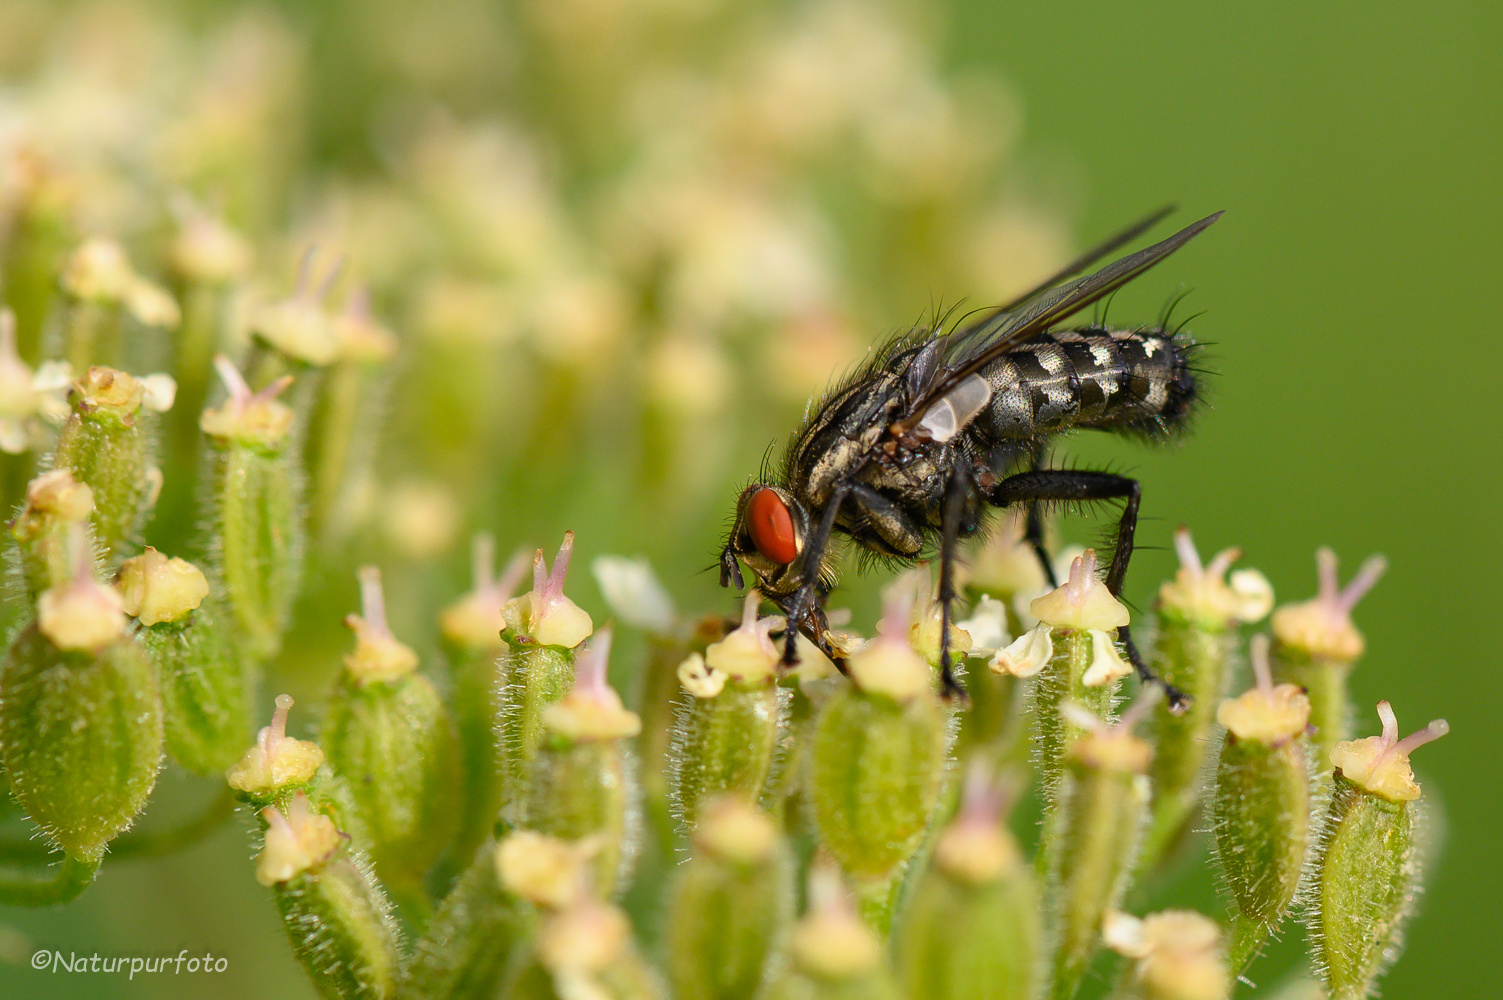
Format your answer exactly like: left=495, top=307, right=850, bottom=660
left=977, top=326, right=1198, bottom=440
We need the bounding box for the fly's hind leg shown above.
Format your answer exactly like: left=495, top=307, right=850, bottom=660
left=985, top=469, right=1189, bottom=712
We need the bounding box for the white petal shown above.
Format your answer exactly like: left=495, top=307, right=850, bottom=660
left=957, top=594, right=1010, bottom=657
left=139, top=373, right=178, bottom=413
left=1102, top=910, right=1150, bottom=958
left=676, top=652, right=726, bottom=699
left=990, top=622, right=1053, bottom=677
left=31, top=361, right=74, bottom=393
left=0, top=417, right=28, bottom=454
left=1081, top=629, right=1132, bottom=687
left=591, top=555, right=676, bottom=633
left=1229, top=568, right=1274, bottom=623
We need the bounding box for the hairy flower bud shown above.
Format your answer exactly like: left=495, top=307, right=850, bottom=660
left=259, top=794, right=402, bottom=1000
left=1211, top=636, right=1315, bottom=973
left=667, top=798, right=793, bottom=1000
left=899, top=768, right=1040, bottom=1000
left=522, top=630, right=642, bottom=897
left=322, top=567, right=461, bottom=902
left=1, top=586, right=162, bottom=862
left=765, top=861, right=901, bottom=1000
left=669, top=592, right=789, bottom=832
left=809, top=583, right=947, bottom=894
left=1307, top=702, right=1447, bottom=1000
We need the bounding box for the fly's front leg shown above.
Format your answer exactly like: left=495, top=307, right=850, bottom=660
left=937, top=465, right=974, bottom=702
left=986, top=469, right=1188, bottom=712
left=1024, top=444, right=1058, bottom=588
left=783, top=482, right=850, bottom=667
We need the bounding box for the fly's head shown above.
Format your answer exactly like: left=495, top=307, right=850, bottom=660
left=720, top=484, right=811, bottom=601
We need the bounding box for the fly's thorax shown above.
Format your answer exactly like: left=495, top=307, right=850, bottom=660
left=976, top=327, right=1197, bottom=441
left=787, top=373, right=904, bottom=506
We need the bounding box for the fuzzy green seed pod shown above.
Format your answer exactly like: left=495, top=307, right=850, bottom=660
left=1307, top=701, right=1447, bottom=1000
left=117, top=547, right=250, bottom=774
left=1026, top=549, right=1132, bottom=808
left=200, top=355, right=304, bottom=662
left=763, top=860, right=903, bottom=1000
left=1211, top=635, right=1315, bottom=973
left=1270, top=548, right=1385, bottom=772
left=1103, top=910, right=1229, bottom=1000
left=667, top=797, right=794, bottom=1000
left=9, top=468, right=95, bottom=599
left=521, top=629, right=642, bottom=897
left=402, top=841, right=537, bottom=1000
left=1144, top=529, right=1273, bottom=869
left=0, top=533, right=162, bottom=863
left=808, top=580, right=949, bottom=892
left=1049, top=698, right=1155, bottom=1000
left=669, top=590, right=789, bottom=832
left=440, top=535, right=530, bottom=870
left=52, top=365, right=172, bottom=562
left=498, top=532, right=592, bottom=816
left=322, top=567, right=461, bottom=904
left=258, top=793, right=402, bottom=1000
left=897, top=769, right=1041, bottom=1000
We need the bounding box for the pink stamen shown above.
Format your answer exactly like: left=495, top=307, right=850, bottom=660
left=1205, top=546, right=1242, bottom=580
left=496, top=548, right=529, bottom=601
left=343, top=285, right=372, bottom=323
left=472, top=533, right=496, bottom=591
left=957, top=761, right=1006, bottom=825
left=1065, top=550, right=1100, bottom=602
left=1118, top=685, right=1164, bottom=730
left=573, top=627, right=614, bottom=698
left=1249, top=633, right=1274, bottom=695
left=741, top=589, right=762, bottom=631
left=259, top=694, right=295, bottom=760
left=878, top=575, right=915, bottom=641
left=253, top=375, right=294, bottom=405
left=213, top=354, right=252, bottom=405
left=1316, top=547, right=1340, bottom=604
left=295, top=246, right=316, bottom=298
left=1376, top=700, right=1399, bottom=744
left=531, top=548, right=547, bottom=594
left=1173, top=527, right=1201, bottom=575
left=356, top=565, right=391, bottom=637
left=315, top=256, right=346, bottom=302
left=1336, top=555, right=1387, bottom=615
left=545, top=531, right=575, bottom=599
left=1395, top=719, right=1449, bottom=755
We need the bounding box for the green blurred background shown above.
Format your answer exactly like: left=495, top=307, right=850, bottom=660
left=0, top=1, right=1498, bottom=997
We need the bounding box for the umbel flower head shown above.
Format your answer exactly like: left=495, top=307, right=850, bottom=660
left=344, top=565, right=419, bottom=684
left=227, top=695, right=325, bottom=797
left=1157, top=526, right=1273, bottom=629
left=1272, top=546, right=1386, bottom=661
left=440, top=533, right=530, bottom=650
left=503, top=531, right=593, bottom=649
left=199, top=354, right=294, bottom=449
left=1330, top=701, right=1449, bottom=802
left=702, top=589, right=780, bottom=685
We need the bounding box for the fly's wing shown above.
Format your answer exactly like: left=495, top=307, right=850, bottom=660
left=897, top=211, right=1223, bottom=435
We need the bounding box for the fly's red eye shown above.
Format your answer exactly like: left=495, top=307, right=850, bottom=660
left=746, top=488, right=797, bottom=565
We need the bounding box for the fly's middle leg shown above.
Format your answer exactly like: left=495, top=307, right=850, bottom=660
left=985, top=468, right=1189, bottom=712
left=936, top=466, right=974, bottom=703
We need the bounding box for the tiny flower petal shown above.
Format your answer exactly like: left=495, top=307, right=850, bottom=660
left=677, top=652, right=727, bottom=699
left=990, top=622, right=1053, bottom=677
left=1081, top=629, right=1132, bottom=687
left=957, top=594, right=1011, bottom=658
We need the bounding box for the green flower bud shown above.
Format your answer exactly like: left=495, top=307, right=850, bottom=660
left=258, top=793, right=402, bottom=1000
left=669, top=591, right=789, bottom=832
left=897, top=769, right=1041, bottom=1000
left=118, top=548, right=250, bottom=774
left=764, top=860, right=903, bottom=1000
left=809, top=580, right=948, bottom=892
left=1307, top=701, right=1447, bottom=1000
left=0, top=539, right=162, bottom=862
left=1103, top=910, right=1229, bottom=1000
left=9, top=469, right=94, bottom=598
left=1029, top=550, right=1133, bottom=810
left=440, top=535, right=530, bottom=870
left=1144, top=529, right=1273, bottom=872
left=1049, top=697, right=1155, bottom=1000
left=1271, top=548, right=1385, bottom=772
left=1211, top=636, right=1315, bottom=973
left=53, top=365, right=172, bottom=562
left=498, top=533, right=592, bottom=815
left=322, top=567, right=461, bottom=901
left=667, top=798, right=794, bottom=1000
left=200, top=355, right=304, bottom=661
left=403, top=841, right=537, bottom=1000
left=521, top=630, right=642, bottom=897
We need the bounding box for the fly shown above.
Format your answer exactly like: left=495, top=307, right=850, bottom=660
left=718, top=207, right=1223, bottom=711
